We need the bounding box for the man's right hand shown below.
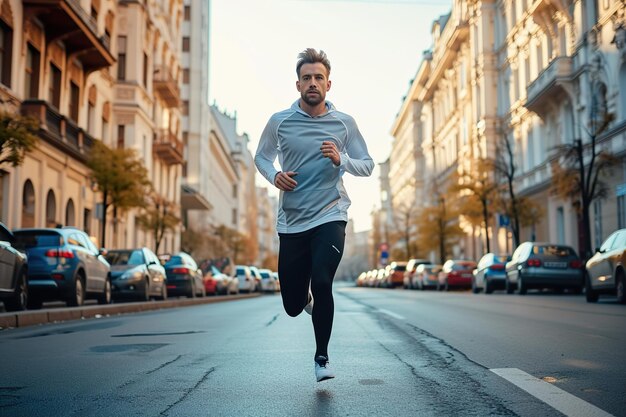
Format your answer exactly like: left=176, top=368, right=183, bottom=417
left=274, top=171, right=298, bottom=191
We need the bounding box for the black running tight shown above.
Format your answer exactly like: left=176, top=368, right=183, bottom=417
left=278, top=221, right=346, bottom=358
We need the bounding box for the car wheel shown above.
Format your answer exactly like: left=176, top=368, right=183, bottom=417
left=160, top=283, right=168, bottom=301
left=4, top=269, right=28, bottom=312
left=140, top=278, right=150, bottom=302
left=67, top=274, right=85, bottom=307
left=97, top=278, right=112, bottom=305
left=444, top=280, right=449, bottom=292
left=585, top=272, right=599, bottom=303
left=616, top=271, right=625, bottom=304
left=188, top=282, right=196, bottom=298
left=517, top=273, right=527, bottom=295
left=472, top=277, right=480, bottom=294
left=485, top=278, right=493, bottom=294
left=505, top=276, right=514, bottom=294
left=27, top=296, right=43, bottom=310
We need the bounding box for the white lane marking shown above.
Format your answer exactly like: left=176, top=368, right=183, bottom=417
left=490, top=368, right=614, bottom=417
left=377, top=309, right=405, bottom=320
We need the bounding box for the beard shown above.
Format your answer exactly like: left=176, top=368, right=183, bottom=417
left=301, top=90, right=324, bottom=106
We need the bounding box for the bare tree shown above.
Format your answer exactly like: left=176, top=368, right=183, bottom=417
left=551, top=110, right=618, bottom=259
left=490, top=135, right=543, bottom=248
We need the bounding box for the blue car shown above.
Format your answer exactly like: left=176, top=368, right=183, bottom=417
left=13, top=227, right=111, bottom=308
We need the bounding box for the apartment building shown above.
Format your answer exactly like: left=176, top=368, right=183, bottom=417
left=390, top=0, right=626, bottom=261
left=0, top=0, right=116, bottom=239
left=112, top=0, right=184, bottom=253
left=180, top=0, right=212, bottom=230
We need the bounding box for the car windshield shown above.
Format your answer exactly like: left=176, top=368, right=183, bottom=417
left=236, top=267, right=245, bottom=275
left=425, top=266, right=439, bottom=273
left=494, top=255, right=509, bottom=263
left=13, top=231, right=61, bottom=250
left=393, top=265, right=406, bottom=271
left=533, top=245, right=575, bottom=257
left=452, top=262, right=476, bottom=270
left=106, top=250, right=144, bottom=266
left=260, top=271, right=271, bottom=278
left=165, top=256, right=184, bottom=266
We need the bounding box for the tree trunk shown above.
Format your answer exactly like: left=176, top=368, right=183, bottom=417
left=581, top=200, right=592, bottom=261
left=100, top=190, right=108, bottom=248
left=482, top=198, right=491, bottom=253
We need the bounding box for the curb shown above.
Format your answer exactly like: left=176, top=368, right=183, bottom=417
left=0, top=292, right=261, bottom=330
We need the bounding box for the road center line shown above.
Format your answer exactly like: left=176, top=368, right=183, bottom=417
left=490, top=368, right=614, bottom=417
left=377, top=309, right=405, bottom=320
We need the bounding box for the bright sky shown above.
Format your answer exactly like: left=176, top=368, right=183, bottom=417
left=208, top=0, right=451, bottom=232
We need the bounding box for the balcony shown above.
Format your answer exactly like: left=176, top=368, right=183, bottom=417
left=23, top=0, right=115, bottom=72
left=181, top=184, right=212, bottom=211
left=153, top=65, right=181, bottom=108
left=153, top=129, right=184, bottom=165
left=525, top=56, right=573, bottom=117
left=20, top=99, right=96, bottom=164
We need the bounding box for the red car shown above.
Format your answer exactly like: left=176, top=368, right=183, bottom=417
left=386, top=261, right=407, bottom=288
left=438, top=260, right=477, bottom=291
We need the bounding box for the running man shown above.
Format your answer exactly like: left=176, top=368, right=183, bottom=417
left=255, top=48, right=374, bottom=382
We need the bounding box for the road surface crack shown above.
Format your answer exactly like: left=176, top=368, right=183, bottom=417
left=159, top=367, right=216, bottom=416
left=146, top=354, right=183, bottom=375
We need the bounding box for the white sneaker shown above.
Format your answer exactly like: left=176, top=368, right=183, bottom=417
left=304, top=290, right=314, bottom=315
left=315, top=356, right=335, bottom=382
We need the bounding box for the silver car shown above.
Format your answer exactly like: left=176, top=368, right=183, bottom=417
left=585, top=228, right=626, bottom=304
left=505, top=242, right=584, bottom=295
left=235, top=265, right=255, bottom=293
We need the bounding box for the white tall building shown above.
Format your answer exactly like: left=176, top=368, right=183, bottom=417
left=181, top=0, right=213, bottom=230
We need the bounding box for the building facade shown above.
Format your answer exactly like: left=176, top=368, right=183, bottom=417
left=389, top=0, right=626, bottom=261
left=0, top=0, right=116, bottom=240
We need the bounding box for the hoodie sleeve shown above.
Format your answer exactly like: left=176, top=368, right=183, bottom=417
left=254, top=116, right=280, bottom=185
left=338, top=116, right=374, bottom=177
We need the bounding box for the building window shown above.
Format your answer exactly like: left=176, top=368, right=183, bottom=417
left=143, top=52, right=149, bottom=87
left=69, top=81, right=80, bottom=122
left=233, top=184, right=237, bottom=199
left=0, top=20, right=12, bottom=87
left=556, top=207, right=565, bottom=244
left=182, top=37, right=190, bottom=52
left=117, top=36, right=127, bottom=80
left=49, top=63, right=62, bottom=109
left=184, top=5, right=191, bottom=20
left=117, top=125, right=125, bottom=148
left=66, top=199, right=75, bottom=226
left=22, top=180, right=36, bottom=228
left=25, top=44, right=40, bottom=98
left=46, top=189, right=57, bottom=228
left=618, top=195, right=626, bottom=229
left=183, top=100, right=189, bottom=115
left=83, top=208, right=91, bottom=235
left=183, top=68, right=190, bottom=84
left=232, top=208, right=237, bottom=226
left=102, top=118, right=109, bottom=145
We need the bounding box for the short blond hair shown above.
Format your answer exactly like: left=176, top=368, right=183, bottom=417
left=296, top=48, right=331, bottom=78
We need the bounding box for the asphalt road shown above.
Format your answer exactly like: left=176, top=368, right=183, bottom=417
left=0, top=285, right=623, bottom=417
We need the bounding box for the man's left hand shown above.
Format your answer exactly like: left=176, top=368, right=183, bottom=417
left=320, top=141, right=340, bottom=166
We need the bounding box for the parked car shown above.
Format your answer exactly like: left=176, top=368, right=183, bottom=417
left=414, top=264, right=441, bottom=290
left=272, top=271, right=281, bottom=292
left=386, top=261, right=407, bottom=288
left=356, top=271, right=367, bottom=287
left=164, top=252, right=205, bottom=298
left=13, top=227, right=111, bottom=308
left=202, top=265, right=239, bottom=296
left=106, top=248, right=167, bottom=301
left=403, top=259, right=430, bottom=289
left=376, top=268, right=389, bottom=287
left=585, top=228, right=626, bottom=303
left=472, top=253, right=510, bottom=294
left=437, top=260, right=477, bottom=291
left=259, top=268, right=278, bottom=293
left=249, top=266, right=263, bottom=292
left=0, top=223, right=29, bottom=311
left=235, top=265, right=255, bottom=293
left=505, top=242, right=584, bottom=295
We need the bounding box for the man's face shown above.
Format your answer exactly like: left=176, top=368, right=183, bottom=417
left=296, top=63, right=331, bottom=106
